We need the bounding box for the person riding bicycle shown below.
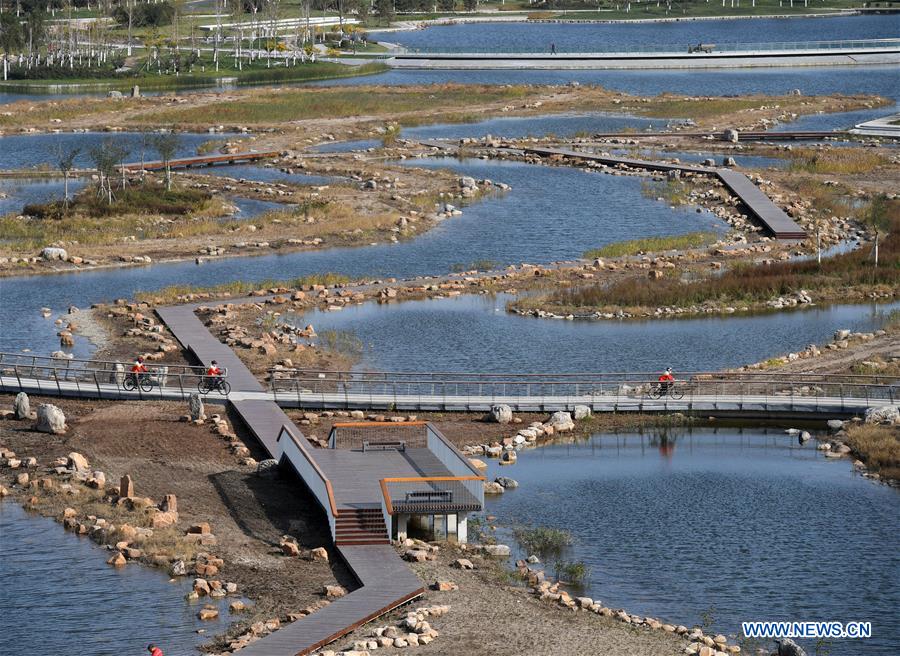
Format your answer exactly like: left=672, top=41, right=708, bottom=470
left=658, top=367, right=675, bottom=393
left=130, top=356, right=148, bottom=384
left=205, top=360, right=223, bottom=388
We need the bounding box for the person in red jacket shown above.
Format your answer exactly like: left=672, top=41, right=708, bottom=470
left=130, top=356, right=148, bottom=384
left=147, top=644, right=164, bottom=656
left=658, top=367, right=675, bottom=393
left=205, top=360, right=223, bottom=386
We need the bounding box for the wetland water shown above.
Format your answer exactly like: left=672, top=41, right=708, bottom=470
left=481, top=427, right=900, bottom=656
left=0, top=502, right=241, bottom=656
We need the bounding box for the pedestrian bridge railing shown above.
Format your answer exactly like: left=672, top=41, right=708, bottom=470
left=0, top=351, right=227, bottom=400
left=269, top=368, right=898, bottom=408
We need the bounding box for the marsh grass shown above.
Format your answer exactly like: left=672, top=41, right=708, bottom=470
left=136, top=272, right=351, bottom=304
left=789, top=148, right=887, bottom=175
left=584, top=231, right=719, bottom=259
left=513, top=526, right=573, bottom=561
left=842, top=424, right=900, bottom=481
left=554, top=212, right=899, bottom=312
left=141, top=85, right=531, bottom=125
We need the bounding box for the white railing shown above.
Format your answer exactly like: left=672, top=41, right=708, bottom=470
left=277, top=425, right=339, bottom=540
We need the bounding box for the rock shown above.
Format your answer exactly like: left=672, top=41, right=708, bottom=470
left=488, top=404, right=512, bottom=424
left=495, top=476, right=518, bottom=489
left=499, top=450, right=517, bottom=465
left=189, top=394, right=205, bottom=422
left=14, top=393, right=30, bottom=419
left=548, top=411, right=575, bottom=432
left=404, top=549, right=429, bottom=562
left=798, top=431, right=811, bottom=443
left=724, top=128, right=739, bottom=143
left=107, top=552, right=127, bottom=567
left=170, top=560, right=187, bottom=576
left=826, top=419, right=844, bottom=431
left=432, top=580, right=458, bottom=591
left=229, top=600, right=246, bottom=613
left=452, top=558, right=475, bottom=570
left=67, top=452, right=89, bottom=471
left=35, top=404, right=66, bottom=434
left=775, top=638, right=807, bottom=656
left=468, top=458, right=487, bottom=472
left=323, top=584, right=347, bottom=598
left=256, top=459, right=279, bottom=477
left=160, top=494, right=177, bottom=513
left=865, top=405, right=899, bottom=425
left=119, top=474, right=134, bottom=498
left=41, top=247, right=68, bottom=261
left=482, top=544, right=510, bottom=557
left=198, top=605, right=219, bottom=620
left=483, top=481, right=505, bottom=495
left=834, top=329, right=851, bottom=341
left=188, top=522, right=211, bottom=535
left=310, top=547, right=329, bottom=562
left=573, top=405, right=591, bottom=420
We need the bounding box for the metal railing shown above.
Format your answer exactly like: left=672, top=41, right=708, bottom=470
left=270, top=368, right=897, bottom=409
left=379, top=477, right=484, bottom=515
left=328, top=421, right=430, bottom=449
left=0, top=351, right=228, bottom=401
left=389, top=38, right=900, bottom=56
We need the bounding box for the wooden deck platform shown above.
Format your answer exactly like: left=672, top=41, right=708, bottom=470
left=123, top=150, right=281, bottom=172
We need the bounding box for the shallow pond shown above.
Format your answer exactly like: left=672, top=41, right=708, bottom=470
left=290, top=294, right=899, bottom=373
left=197, top=164, right=335, bottom=186
left=0, top=176, right=89, bottom=216
left=0, top=501, right=240, bottom=656
left=372, top=15, right=895, bottom=54
left=0, top=132, right=227, bottom=171
left=481, top=427, right=900, bottom=655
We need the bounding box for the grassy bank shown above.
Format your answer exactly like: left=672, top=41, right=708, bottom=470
left=532, top=209, right=899, bottom=315
left=584, top=231, right=720, bottom=259
left=142, top=84, right=531, bottom=126
left=843, top=424, right=900, bottom=481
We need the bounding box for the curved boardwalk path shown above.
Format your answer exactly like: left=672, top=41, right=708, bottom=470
left=156, top=305, right=426, bottom=656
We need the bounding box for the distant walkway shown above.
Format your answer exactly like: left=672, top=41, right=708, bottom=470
left=387, top=39, right=900, bottom=70
left=518, top=145, right=806, bottom=239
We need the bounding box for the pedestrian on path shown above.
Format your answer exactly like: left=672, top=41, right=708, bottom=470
left=550, top=43, right=557, bottom=55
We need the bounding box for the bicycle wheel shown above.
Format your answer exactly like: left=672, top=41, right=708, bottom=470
left=647, top=385, right=663, bottom=400
left=198, top=379, right=211, bottom=395
left=670, top=385, right=684, bottom=400
left=123, top=376, right=136, bottom=391
left=139, top=377, right=154, bottom=392
left=218, top=380, right=231, bottom=396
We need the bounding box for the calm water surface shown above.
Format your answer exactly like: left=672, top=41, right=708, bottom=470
left=291, top=294, right=898, bottom=373
left=0, top=157, right=722, bottom=357
left=372, top=15, right=897, bottom=53
left=0, top=501, right=239, bottom=656
left=482, top=427, right=900, bottom=655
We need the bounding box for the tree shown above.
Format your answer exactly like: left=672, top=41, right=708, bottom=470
left=865, top=194, right=892, bottom=268
left=0, top=12, right=24, bottom=80
left=462, top=0, right=476, bottom=10
left=373, top=0, right=394, bottom=24
left=151, top=131, right=181, bottom=191
left=89, top=138, right=128, bottom=204
left=55, top=144, right=80, bottom=211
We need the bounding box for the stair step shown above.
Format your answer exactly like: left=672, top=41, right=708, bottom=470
left=336, top=539, right=391, bottom=545
left=336, top=529, right=388, bottom=536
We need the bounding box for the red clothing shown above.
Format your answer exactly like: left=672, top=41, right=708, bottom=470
left=131, top=363, right=148, bottom=373
left=206, top=366, right=222, bottom=376
left=149, top=648, right=164, bottom=656
left=659, top=373, right=674, bottom=383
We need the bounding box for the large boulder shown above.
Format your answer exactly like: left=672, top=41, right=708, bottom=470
left=865, top=405, right=899, bottom=425
left=573, top=405, right=592, bottom=420
left=67, top=452, right=89, bottom=471
left=35, top=404, right=67, bottom=434
left=548, top=411, right=575, bottom=432
left=488, top=404, right=512, bottom=424
left=14, top=392, right=30, bottom=420
left=189, top=393, right=205, bottom=422
left=41, top=247, right=67, bottom=261
left=256, top=459, right=279, bottom=477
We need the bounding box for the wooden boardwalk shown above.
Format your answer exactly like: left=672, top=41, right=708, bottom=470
left=154, top=303, right=425, bottom=655
left=123, top=150, right=281, bottom=173
left=520, top=146, right=806, bottom=239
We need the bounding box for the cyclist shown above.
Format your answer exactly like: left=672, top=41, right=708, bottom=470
left=205, top=360, right=223, bottom=389
left=658, top=367, right=675, bottom=394
left=130, top=356, right=148, bottom=385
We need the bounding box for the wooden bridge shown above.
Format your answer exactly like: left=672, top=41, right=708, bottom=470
left=518, top=146, right=807, bottom=239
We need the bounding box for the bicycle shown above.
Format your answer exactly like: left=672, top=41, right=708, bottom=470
left=199, top=377, right=231, bottom=396
left=647, top=381, right=685, bottom=400
left=123, top=372, right=154, bottom=393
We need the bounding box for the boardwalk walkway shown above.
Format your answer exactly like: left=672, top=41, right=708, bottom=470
left=519, top=146, right=806, bottom=239
left=155, top=306, right=426, bottom=655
